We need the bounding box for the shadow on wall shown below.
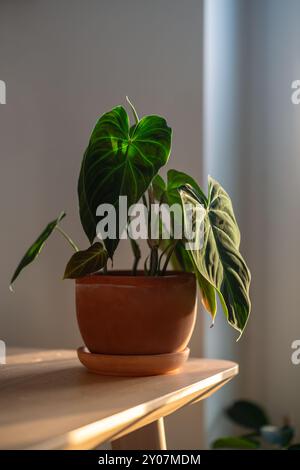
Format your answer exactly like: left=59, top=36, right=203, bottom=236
left=203, top=0, right=300, bottom=445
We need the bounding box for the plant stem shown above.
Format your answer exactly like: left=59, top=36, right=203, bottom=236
left=148, top=183, right=155, bottom=206
left=132, top=256, right=139, bottom=276
left=129, top=237, right=141, bottom=275
left=147, top=184, right=159, bottom=249
left=103, top=260, right=108, bottom=274
left=145, top=184, right=162, bottom=275
left=161, top=240, right=178, bottom=275
left=55, top=225, right=79, bottom=252
left=149, top=246, right=159, bottom=276
left=126, top=96, right=139, bottom=124
left=158, top=244, right=171, bottom=271
left=144, top=255, right=150, bottom=275
left=142, top=193, right=148, bottom=211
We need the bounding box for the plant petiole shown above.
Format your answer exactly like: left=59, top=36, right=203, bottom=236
left=55, top=225, right=79, bottom=252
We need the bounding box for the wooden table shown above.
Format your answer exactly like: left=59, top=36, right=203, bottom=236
left=0, top=349, right=238, bottom=450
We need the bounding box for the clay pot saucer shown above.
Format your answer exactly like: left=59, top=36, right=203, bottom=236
left=77, top=347, right=190, bottom=377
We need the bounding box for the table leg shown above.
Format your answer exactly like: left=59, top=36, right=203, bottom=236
left=111, top=418, right=167, bottom=450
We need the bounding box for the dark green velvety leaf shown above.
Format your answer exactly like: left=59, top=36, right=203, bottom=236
left=166, top=169, right=208, bottom=206
left=172, top=242, right=217, bottom=321
left=129, top=237, right=141, bottom=261
left=175, top=242, right=217, bottom=321
left=64, top=242, right=108, bottom=279
left=78, top=105, right=172, bottom=258
left=152, top=174, right=166, bottom=201
left=261, top=425, right=294, bottom=447
left=153, top=170, right=207, bottom=239
left=153, top=171, right=216, bottom=320
left=179, top=177, right=251, bottom=336
left=195, top=269, right=217, bottom=321
left=227, top=400, right=269, bottom=430
left=129, top=237, right=141, bottom=274
left=10, top=212, right=65, bottom=290
left=153, top=170, right=207, bottom=207
left=212, top=436, right=260, bottom=450
left=172, top=241, right=194, bottom=271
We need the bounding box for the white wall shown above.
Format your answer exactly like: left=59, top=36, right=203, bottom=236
left=203, top=0, right=300, bottom=444
left=241, top=0, right=300, bottom=438
left=0, top=0, right=204, bottom=449
left=202, top=0, right=246, bottom=446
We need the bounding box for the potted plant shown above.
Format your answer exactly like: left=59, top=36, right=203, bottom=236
left=10, top=97, right=251, bottom=376
left=211, top=400, right=300, bottom=450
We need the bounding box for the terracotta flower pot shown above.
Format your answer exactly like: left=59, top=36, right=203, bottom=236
left=76, top=271, right=197, bottom=356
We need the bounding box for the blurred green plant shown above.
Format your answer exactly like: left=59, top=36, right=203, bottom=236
left=212, top=400, right=300, bottom=450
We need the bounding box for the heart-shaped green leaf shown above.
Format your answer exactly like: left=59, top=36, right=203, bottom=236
left=153, top=169, right=207, bottom=206
left=78, top=105, right=172, bottom=258
left=153, top=170, right=207, bottom=242
left=167, top=169, right=208, bottom=206
left=153, top=171, right=216, bottom=319
left=10, top=212, right=66, bottom=290
left=170, top=241, right=217, bottom=320
left=195, top=269, right=217, bottom=320
left=179, top=177, right=251, bottom=335
left=165, top=171, right=216, bottom=319
left=64, top=242, right=108, bottom=279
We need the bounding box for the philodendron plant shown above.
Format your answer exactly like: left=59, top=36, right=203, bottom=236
left=10, top=97, right=251, bottom=337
